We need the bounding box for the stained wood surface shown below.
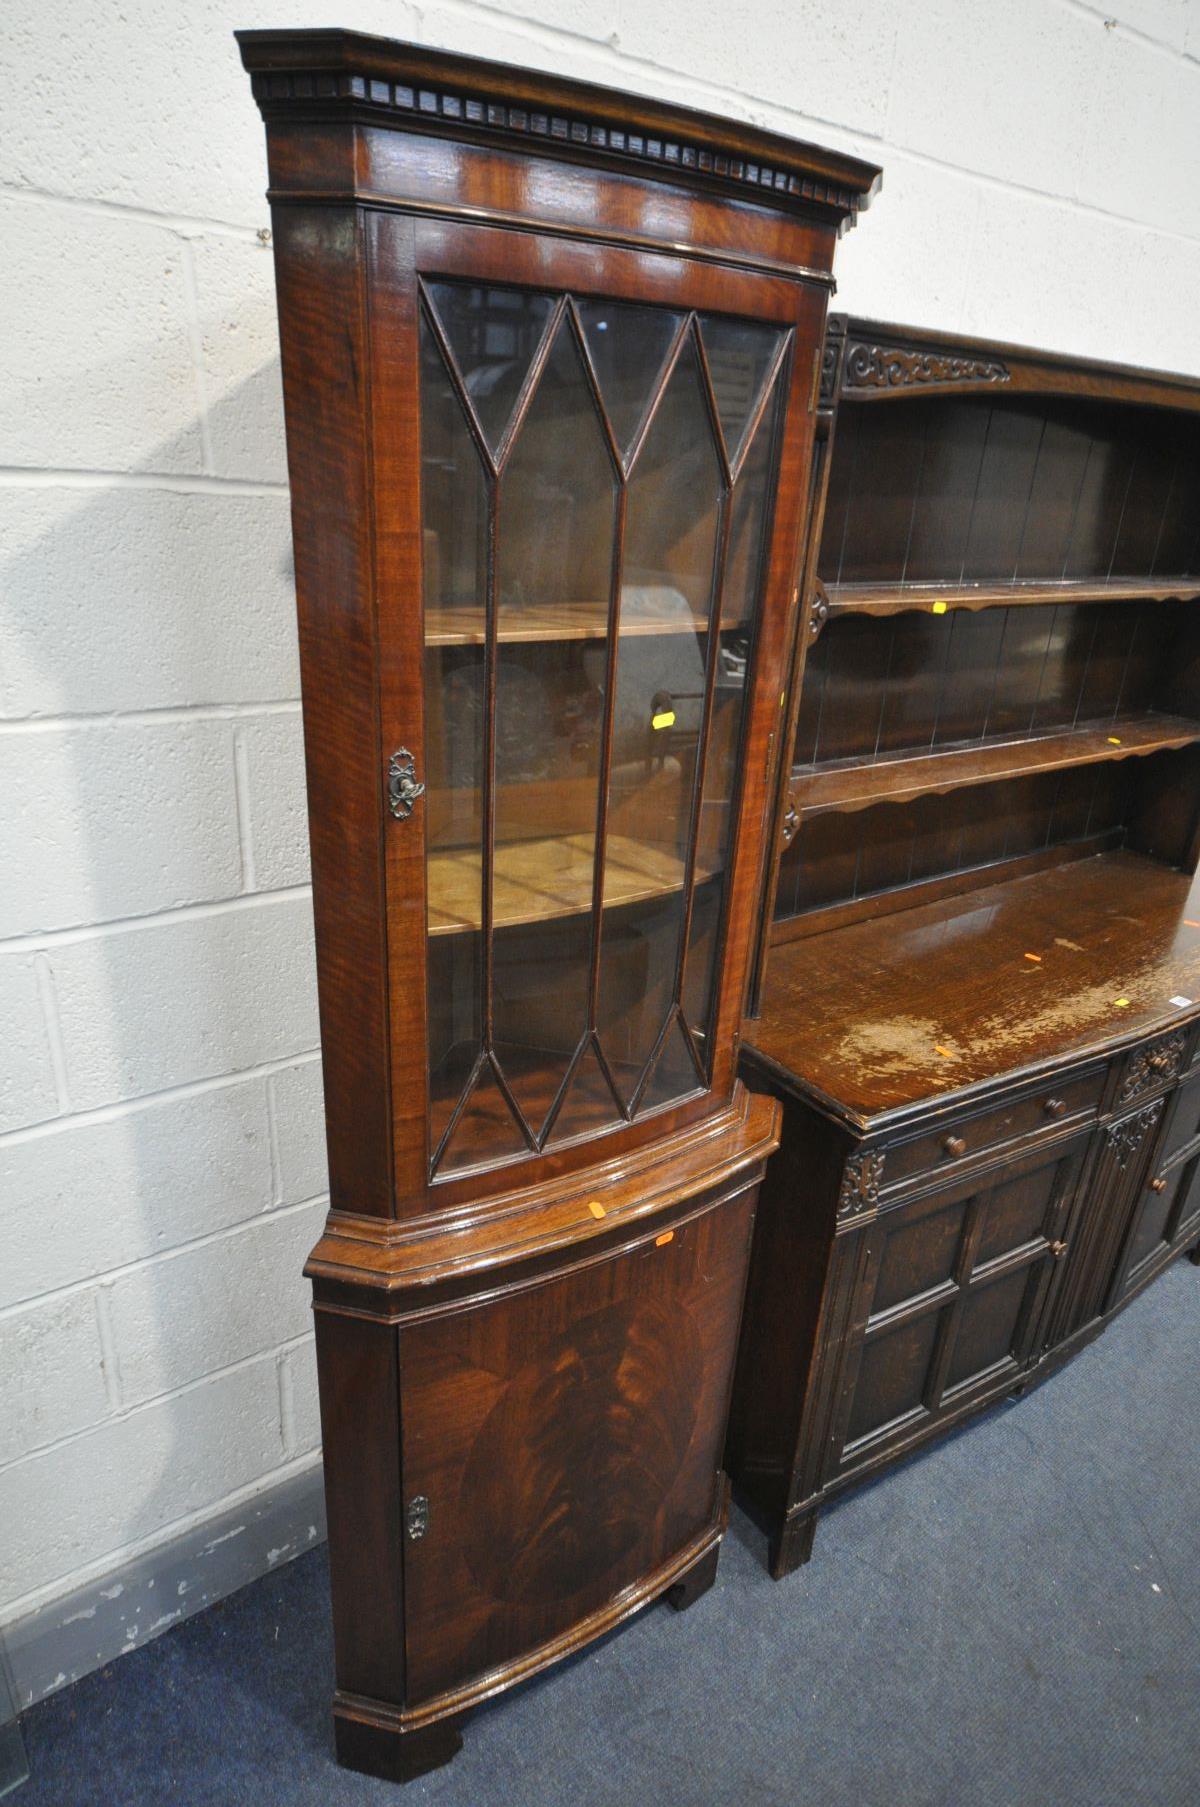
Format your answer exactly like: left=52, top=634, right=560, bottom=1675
left=750, top=850, right=1200, bottom=1120
left=791, top=712, right=1200, bottom=817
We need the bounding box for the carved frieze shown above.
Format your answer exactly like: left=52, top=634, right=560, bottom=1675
left=842, top=340, right=1010, bottom=394
left=250, top=69, right=865, bottom=218
left=838, top=1150, right=885, bottom=1221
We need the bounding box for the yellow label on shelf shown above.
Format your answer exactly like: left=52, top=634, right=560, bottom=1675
left=1107, top=736, right=1122, bottom=745
left=655, top=1230, right=674, bottom=1247
left=932, top=600, right=949, bottom=615
left=587, top=1200, right=606, bottom=1220
left=651, top=709, right=676, bottom=731
left=1115, top=998, right=1131, bottom=1008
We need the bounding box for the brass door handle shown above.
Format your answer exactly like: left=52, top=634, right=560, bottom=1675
left=1050, top=1239, right=1068, bottom=1259
left=1150, top=1177, right=1168, bottom=1194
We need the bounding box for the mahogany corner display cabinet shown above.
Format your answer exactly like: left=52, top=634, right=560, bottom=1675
left=728, top=316, right=1200, bottom=1579
left=237, top=29, right=879, bottom=1781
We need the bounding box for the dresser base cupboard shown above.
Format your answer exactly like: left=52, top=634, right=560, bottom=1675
left=238, top=30, right=878, bottom=1777
left=730, top=323, right=1200, bottom=1579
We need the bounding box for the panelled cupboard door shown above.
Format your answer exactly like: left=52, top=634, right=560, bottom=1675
left=1109, top=1068, right=1200, bottom=1306
left=397, top=1185, right=756, bottom=1707
left=826, top=1134, right=1090, bottom=1480
left=365, top=211, right=824, bottom=1208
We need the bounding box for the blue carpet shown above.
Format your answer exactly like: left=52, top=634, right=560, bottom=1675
left=15, top=1260, right=1200, bottom=1807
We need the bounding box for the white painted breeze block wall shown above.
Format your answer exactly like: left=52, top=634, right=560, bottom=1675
left=3, top=0, right=1199, bottom=1666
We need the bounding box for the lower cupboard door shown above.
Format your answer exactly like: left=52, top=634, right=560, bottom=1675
left=397, top=1185, right=755, bottom=1708
left=827, top=1133, right=1090, bottom=1479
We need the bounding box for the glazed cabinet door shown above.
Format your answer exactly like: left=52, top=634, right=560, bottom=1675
left=367, top=214, right=822, bottom=1206
left=1108, top=1066, right=1200, bottom=1307
left=824, top=1134, right=1090, bottom=1482
left=395, top=1184, right=756, bottom=1710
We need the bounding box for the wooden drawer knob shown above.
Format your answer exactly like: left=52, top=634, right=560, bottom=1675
left=1044, top=1097, right=1067, bottom=1119
left=1148, top=1053, right=1172, bottom=1074
left=1150, top=1177, right=1168, bottom=1194
left=942, top=1134, right=967, bottom=1159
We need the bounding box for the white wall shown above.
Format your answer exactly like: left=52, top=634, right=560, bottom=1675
left=3, top=0, right=1199, bottom=1651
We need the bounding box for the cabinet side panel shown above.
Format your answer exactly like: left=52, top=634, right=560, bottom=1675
left=271, top=201, right=394, bottom=1218
left=725, top=1093, right=844, bottom=1512
left=314, top=1308, right=405, bottom=1702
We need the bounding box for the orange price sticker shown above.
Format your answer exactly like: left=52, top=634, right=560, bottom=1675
left=934, top=1044, right=954, bottom=1058
left=1024, top=952, right=1042, bottom=963
left=655, top=1230, right=675, bottom=1247
left=587, top=1200, right=606, bottom=1220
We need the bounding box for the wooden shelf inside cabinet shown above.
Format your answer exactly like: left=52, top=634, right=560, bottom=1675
left=821, top=577, right=1200, bottom=621
left=790, top=712, right=1200, bottom=818
left=425, top=601, right=749, bottom=646
left=428, top=831, right=714, bottom=934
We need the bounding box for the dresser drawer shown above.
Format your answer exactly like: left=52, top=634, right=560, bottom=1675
left=881, top=1066, right=1106, bottom=1194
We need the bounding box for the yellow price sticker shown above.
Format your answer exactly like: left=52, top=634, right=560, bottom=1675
left=932, top=600, right=949, bottom=615
left=651, top=709, right=676, bottom=731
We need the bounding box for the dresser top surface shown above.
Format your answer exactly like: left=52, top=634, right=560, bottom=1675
left=749, top=851, right=1200, bottom=1123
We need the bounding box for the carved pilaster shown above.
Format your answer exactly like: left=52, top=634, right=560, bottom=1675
left=819, top=317, right=847, bottom=409
left=837, top=1149, right=885, bottom=1223
left=1106, top=1101, right=1165, bottom=1170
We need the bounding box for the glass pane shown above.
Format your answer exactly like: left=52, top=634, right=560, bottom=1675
left=597, top=331, right=723, bottom=1111
left=438, top=1061, right=531, bottom=1176
left=421, top=308, right=489, bottom=1157
left=419, top=286, right=787, bottom=1172
left=489, top=317, right=618, bottom=1138
left=638, top=1013, right=705, bottom=1113
left=576, top=297, right=684, bottom=464
left=426, top=280, right=556, bottom=459
left=546, top=1037, right=624, bottom=1147
left=700, top=315, right=785, bottom=469
left=683, top=371, right=783, bottom=1054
